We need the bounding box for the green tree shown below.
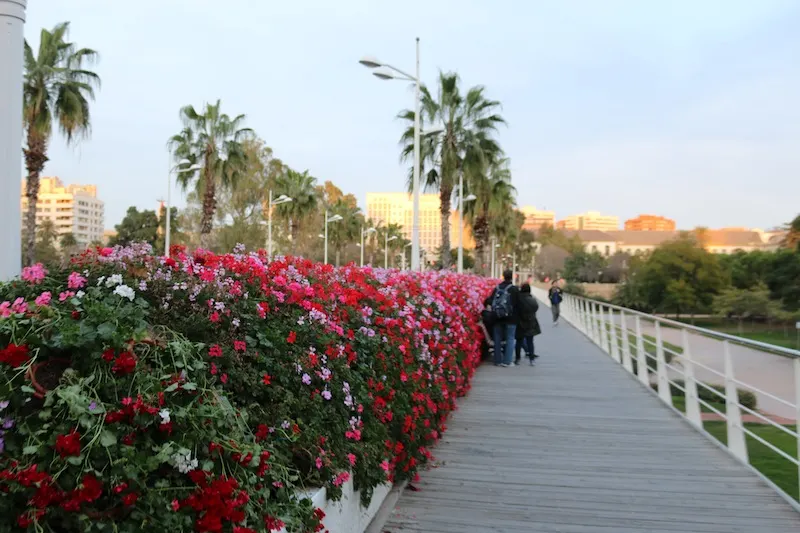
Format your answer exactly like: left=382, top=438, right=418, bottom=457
left=399, top=72, right=505, bottom=269
left=564, top=250, right=608, bottom=283
left=464, top=157, right=516, bottom=275
left=168, top=100, right=253, bottom=240
left=628, top=235, right=728, bottom=314
left=22, top=22, right=100, bottom=265
left=273, top=169, right=318, bottom=253
left=783, top=213, right=800, bottom=251
left=59, top=232, right=80, bottom=260
left=34, top=220, right=60, bottom=265
left=111, top=207, right=160, bottom=247
left=765, top=249, right=800, bottom=311
left=718, top=250, right=773, bottom=290
left=325, top=199, right=363, bottom=266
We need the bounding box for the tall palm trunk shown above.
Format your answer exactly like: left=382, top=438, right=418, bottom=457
left=23, top=131, right=49, bottom=266
left=473, top=214, right=490, bottom=276
left=439, top=185, right=453, bottom=269
left=200, top=174, right=216, bottom=235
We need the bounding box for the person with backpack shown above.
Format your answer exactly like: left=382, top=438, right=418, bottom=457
left=548, top=280, right=563, bottom=325
left=484, top=269, right=520, bottom=367
left=515, top=283, right=541, bottom=365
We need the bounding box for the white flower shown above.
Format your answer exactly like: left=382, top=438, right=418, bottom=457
left=113, top=284, right=135, bottom=301
left=105, top=274, right=123, bottom=287
left=171, top=449, right=198, bottom=474
left=159, top=409, right=171, bottom=424
left=75, top=290, right=85, bottom=299
left=96, top=276, right=106, bottom=286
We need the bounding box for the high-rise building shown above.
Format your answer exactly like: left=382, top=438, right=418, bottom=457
left=556, top=211, right=619, bottom=232
left=366, top=192, right=475, bottom=264
left=624, top=215, right=676, bottom=231
left=20, top=177, right=105, bottom=247
left=519, top=206, right=555, bottom=231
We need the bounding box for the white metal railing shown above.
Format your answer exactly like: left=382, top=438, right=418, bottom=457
left=532, top=287, right=800, bottom=503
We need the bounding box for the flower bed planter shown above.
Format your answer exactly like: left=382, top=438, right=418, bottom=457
left=0, top=247, right=490, bottom=532
left=278, top=480, right=392, bottom=533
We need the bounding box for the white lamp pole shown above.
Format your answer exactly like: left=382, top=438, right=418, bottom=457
left=0, top=0, right=26, bottom=280
left=360, top=227, right=376, bottom=267
left=457, top=171, right=477, bottom=274
left=385, top=234, right=398, bottom=268
left=266, top=190, right=292, bottom=261
left=359, top=38, right=430, bottom=272
left=324, top=211, right=342, bottom=265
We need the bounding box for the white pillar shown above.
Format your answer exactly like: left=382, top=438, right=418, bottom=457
left=0, top=0, right=26, bottom=280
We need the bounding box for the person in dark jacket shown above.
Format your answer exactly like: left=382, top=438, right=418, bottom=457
left=515, top=283, right=542, bottom=366
left=484, top=269, right=520, bottom=367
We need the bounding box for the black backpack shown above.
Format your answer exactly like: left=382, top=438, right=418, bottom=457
left=491, top=284, right=513, bottom=320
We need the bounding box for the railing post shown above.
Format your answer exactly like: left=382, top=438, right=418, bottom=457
left=619, top=311, right=633, bottom=373
left=590, top=302, right=600, bottom=345
left=723, top=340, right=749, bottom=464
left=580, top=299, right=588, bottom=335
left=654, top=322, right=672, bottom=406
left=599, top=305, right=610, bottom=353
left=681, top=329, right=702, bottom=430
left=634, top=316, right=649, bottom=386
left=795, top=357, right=800, bottom=502
left=609, top=309, right=621, bottom=364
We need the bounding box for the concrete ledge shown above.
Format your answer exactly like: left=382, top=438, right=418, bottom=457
left=279, top=479, right=394, bottom=533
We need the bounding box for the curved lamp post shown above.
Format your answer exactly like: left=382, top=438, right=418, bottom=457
left=324, top=211, right=343, bottom=265
left=360, top=227, right=376, bottom=267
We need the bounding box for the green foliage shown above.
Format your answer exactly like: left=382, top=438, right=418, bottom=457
left=534, top=226, right=584, bottom=255
left=665, top=379, right=757, bottom=410
left=564, top=251, right=607, bottom=283
left=712, top=283, right=781, bottom=320
left=618, top=235, right=728, bottom=315
left=111, top=207, right=160, bottom=248
left=562, top=281, right=586, bottom=297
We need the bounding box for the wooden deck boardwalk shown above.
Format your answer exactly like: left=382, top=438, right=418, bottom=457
left=382, top=306, right=800, bottom=533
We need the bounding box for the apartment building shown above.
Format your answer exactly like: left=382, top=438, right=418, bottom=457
left=624, top=214, right=676, bottom=231
left=365, top=192, right=475, bottom=264
left=20, top=177, right=105, bottom=247
left=520, top=206, right=555, bottom=231
left=556, top=211, right=619, bottom=232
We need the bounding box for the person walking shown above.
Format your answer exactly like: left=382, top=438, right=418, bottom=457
left=515, top=283, right=541, bottom=366
left=548, top=280, right=563, bottom=325
left=485, top=269, right=520, bottom=367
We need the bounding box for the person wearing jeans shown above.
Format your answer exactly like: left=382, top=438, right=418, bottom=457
left=548, top=280, right=563, bottom=325
left=485, top=269, right=520, bottom=367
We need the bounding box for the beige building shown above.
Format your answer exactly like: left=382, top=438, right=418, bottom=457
left=366, top=192, right=475, bottom=264
left=520, top=206, right=555, bottom=231
left=557, top=211, right=619, bottom=232
left=21, top=177, right=105, bottom=247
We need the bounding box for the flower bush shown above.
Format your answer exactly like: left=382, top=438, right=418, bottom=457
left=0, top=244, right=491, bottom=533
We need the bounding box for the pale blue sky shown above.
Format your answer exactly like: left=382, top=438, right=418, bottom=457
left=26, top=0, right=800, bottom=230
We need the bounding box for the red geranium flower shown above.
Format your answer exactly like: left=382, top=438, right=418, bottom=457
left=112, top=351, right=137, bottom=375
left=122, top=492, right=138, bottom=506
left=233, top=340, right=246, bottom=352
left=286, top=331, right=296, bottom=344
left=0, top=343, right=30, bottom=368
left=208, top=344, right=223, bottom=358
left=55, top=429, right=81, bottom=458
left=262, top=373, right=271, bottom=385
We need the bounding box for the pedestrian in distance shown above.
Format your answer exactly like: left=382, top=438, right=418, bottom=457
left=548, top=280, right=563, bottom=325
left=484, top=269, right=520, bottom=367
left=515, top=283, right=541, bottom=366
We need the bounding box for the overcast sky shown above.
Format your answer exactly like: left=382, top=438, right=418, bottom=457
left=26, top=0, right=800, bottom=230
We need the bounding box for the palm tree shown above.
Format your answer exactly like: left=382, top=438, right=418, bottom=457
left=22, top=22, right=100, bottom=265
left=465, top=157, right=516, bottom=275
left=326, top=199, right=362, bottom=266
left=168, top=100, right=253, bottom=241
left=273, top=169, right=318, bottom=253
left=399, top=72, right=505, bottom=269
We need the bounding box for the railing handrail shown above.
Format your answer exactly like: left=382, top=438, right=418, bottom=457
left=565, top=294, right=800, bottom=359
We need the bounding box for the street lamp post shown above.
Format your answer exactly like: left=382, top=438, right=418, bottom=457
left=266, top=190, right=292, bottom=261
left=360, top=39, right=440, bottom=272
left=360, top=227, right=376, bottom=267
left=0, top=0, right=26, bottom=281
left=165, top=159, right=201, bottom=254
left=324, top=211, right=343, bottom=265
left=384, top=234, right=398, bottom=268
left=457, top=170, right=477, bottom=274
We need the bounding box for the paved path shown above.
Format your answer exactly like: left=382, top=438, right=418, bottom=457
left=382, top=306, right=800, bottom=533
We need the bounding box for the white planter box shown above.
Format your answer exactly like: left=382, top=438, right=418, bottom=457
left=279, top=479, right=392, bottom=533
